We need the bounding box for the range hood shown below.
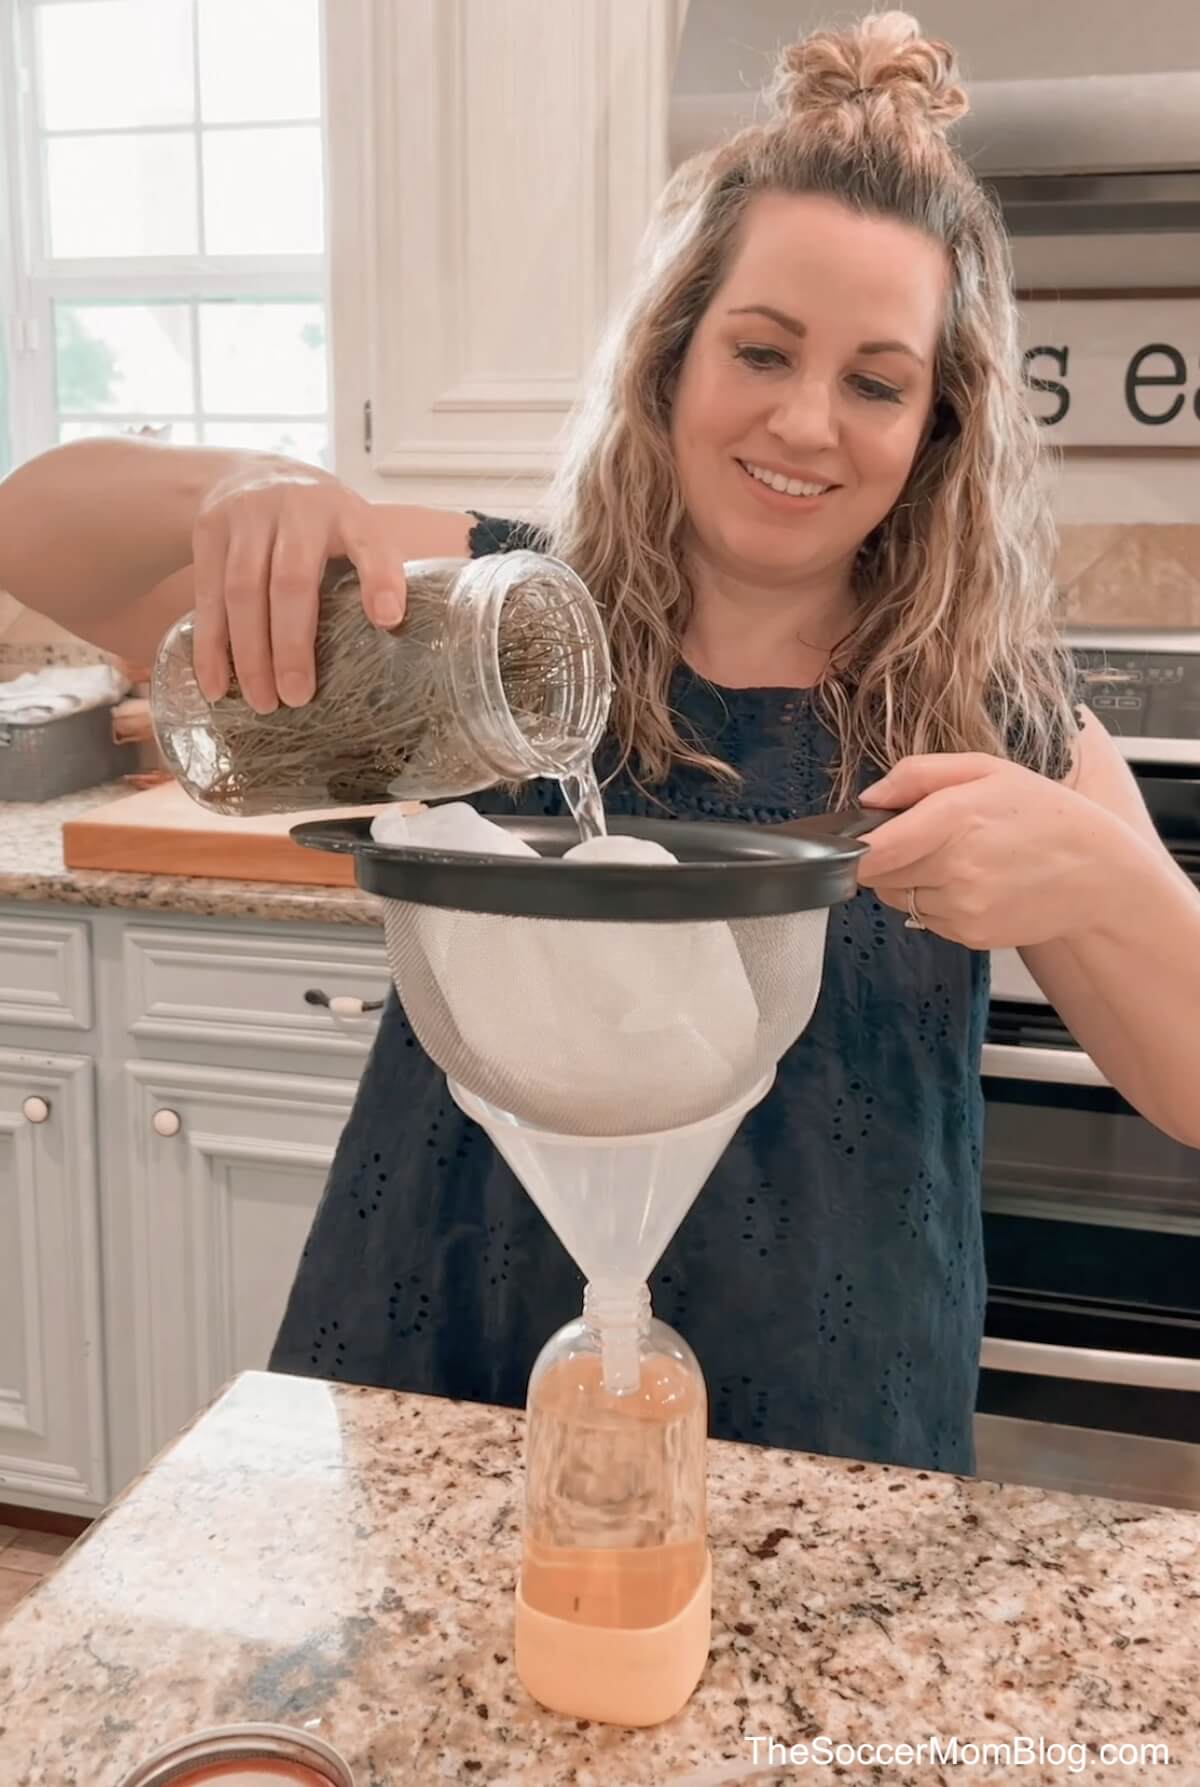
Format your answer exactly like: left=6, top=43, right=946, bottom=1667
left=670, top=2, right=1200, bottom=236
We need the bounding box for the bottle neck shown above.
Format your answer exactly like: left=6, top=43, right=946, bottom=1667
left=583, top=1278, right=652, bottom=1337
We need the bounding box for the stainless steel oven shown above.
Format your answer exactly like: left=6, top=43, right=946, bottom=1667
left=974, top=629, right=1200, bottom=1510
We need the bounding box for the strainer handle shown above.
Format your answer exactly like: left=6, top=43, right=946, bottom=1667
left=769, top=804, right=900, bottom=841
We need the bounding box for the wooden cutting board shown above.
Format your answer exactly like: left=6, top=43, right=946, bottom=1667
left=61, top=781, right=405, bottom=887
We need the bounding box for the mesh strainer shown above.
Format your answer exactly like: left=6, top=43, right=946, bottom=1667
left=293, top=811, right=884, bottom=1138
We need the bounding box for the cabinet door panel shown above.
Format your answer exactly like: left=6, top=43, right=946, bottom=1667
left=0, top=914, right=92, bottom=1030
left=0, top=1051, right=106, bottom=1506
left=123, top=1061, right=354, bottom=1462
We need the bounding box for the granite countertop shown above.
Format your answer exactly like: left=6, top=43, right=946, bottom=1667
left=0, top=784, right=382, bottom=926
left=0, top=1373, right=1194, bottom=1787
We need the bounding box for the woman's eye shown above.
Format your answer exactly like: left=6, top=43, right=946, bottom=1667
left=733, top=344, right=788, bottom=372
left=850, top=375, right=903, bottom=403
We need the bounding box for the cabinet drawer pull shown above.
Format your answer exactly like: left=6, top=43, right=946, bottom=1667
left=22, top=1096, right=50, bottom=1124
left=153, top=1109, right=182, bottom=1138
left=304, top=987, right=385, bottom=1018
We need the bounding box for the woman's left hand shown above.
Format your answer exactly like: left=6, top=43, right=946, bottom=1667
left=856, top=753, right=1135, bottom=949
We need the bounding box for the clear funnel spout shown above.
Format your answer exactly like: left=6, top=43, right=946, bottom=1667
left=584, top=1278, right=650, bottom=1394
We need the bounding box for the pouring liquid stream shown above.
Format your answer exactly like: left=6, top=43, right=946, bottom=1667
left=558, top=752, right=608, bottom=843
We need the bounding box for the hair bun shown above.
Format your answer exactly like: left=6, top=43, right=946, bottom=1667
left=770, top=10, right=968, bottom=135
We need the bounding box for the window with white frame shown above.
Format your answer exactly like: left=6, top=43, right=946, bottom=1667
left=0, top=0, right=329, bottom=476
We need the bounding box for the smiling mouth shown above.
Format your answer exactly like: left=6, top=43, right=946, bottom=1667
left=736, top=458, right=837, bottom=499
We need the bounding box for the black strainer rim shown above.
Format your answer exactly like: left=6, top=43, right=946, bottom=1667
left=290, top=810, right=886, bottom=921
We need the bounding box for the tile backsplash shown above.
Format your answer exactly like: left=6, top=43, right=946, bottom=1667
left=1056, top=525, right=1200, bottom=629
left=0, top=591, right=108, bottom=672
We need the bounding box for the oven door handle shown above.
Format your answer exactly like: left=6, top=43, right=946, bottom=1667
left=981, top=1042, right=1110, bottom=1087
left=981, top=1335, right=1200, bottom=1393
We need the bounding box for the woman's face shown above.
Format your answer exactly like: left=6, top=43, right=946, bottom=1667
left=669, top=192, right=948, bottom=588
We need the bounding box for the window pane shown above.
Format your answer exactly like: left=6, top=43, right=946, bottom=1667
left=37, top=0, right=195, bottom=131
left=60, top=419, right=198, bottom=445
left=55, top=304, right=193, bottom=414
left=199, top=0, right=321, bottom=123
left=199, top=302, right=325, bottom=414
left=202, top=127, right=323, bottom=255
left=200, top=419, right=327, bottom=467
left=47, top=135, right=197, bottom=257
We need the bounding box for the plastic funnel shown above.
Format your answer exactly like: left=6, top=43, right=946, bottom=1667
left=449, top=1072, right=774, bottom=1283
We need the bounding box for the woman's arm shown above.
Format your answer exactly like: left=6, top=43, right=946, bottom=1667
left=0, top=438, right=473, bottom=706
left=857, top=720, right=1200, bottom=1150
left=0, top=439, right=312, bottom=647
left=1016, top=713, right=1200, bottom=1147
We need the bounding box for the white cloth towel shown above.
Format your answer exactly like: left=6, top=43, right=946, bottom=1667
left=0, top=663, right=127, bottom=724
left=370, top=804, right=761, bottom=1127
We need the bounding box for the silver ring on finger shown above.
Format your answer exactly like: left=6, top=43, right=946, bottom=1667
left=904, top=886, right=927, bottom=932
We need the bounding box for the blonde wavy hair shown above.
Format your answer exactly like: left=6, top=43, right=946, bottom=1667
left=543, top=10, right=1077, bottom=804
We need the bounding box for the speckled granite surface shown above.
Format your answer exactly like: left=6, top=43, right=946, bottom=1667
left=0, top=1373, right=1194, bottom=1787
left=0, top=639, right=109, bottom=672
left=0, top=784, right=382, bottom=926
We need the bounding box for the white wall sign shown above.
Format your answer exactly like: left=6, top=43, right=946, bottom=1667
left=1018, top=297, right=1200, bottom=449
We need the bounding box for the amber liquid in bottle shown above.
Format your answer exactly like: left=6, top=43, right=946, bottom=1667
left=521, top=1349, right=707, bottom=1631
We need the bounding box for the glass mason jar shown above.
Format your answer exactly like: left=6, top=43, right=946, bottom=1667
left=514, top=1280, right=712, bottom=1726
left=150, top=551, right=611, bottom=815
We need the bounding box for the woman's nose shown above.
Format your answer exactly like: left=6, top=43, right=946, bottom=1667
left=767, top=377, right=838, bottom=452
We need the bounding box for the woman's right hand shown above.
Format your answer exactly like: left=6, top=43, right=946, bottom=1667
left=191, top=462, right=412, bottom=713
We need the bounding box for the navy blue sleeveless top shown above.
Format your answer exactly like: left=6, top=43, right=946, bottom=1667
left=270, top=517, right=989, bottom=1473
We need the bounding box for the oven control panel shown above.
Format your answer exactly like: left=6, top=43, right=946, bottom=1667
left=1068, top=629, right=1200, bottom=744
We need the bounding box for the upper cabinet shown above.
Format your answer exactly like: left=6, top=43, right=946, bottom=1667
left=324, top=0, right=684, bottom=515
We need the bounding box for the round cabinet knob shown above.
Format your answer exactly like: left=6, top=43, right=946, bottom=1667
left=22, top=1096, right=50, bottom=1124
left=152, top=1108, right=182, bottom=1138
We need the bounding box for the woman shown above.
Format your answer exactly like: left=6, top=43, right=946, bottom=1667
left=4, top=14, right=1199, bottom=1474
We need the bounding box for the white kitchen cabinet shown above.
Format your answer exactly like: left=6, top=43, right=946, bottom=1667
left=121, top=922, right=389, bottom=1059
left=325, top=0, right=684, bottom=513
left=0, top=896, right=389, bottom=1516
left=117, top=1060, right=357, bottom=1470
left=0, top=913, right=93, bottom=1030
left=0, top=1049, right=107, bottom=1508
